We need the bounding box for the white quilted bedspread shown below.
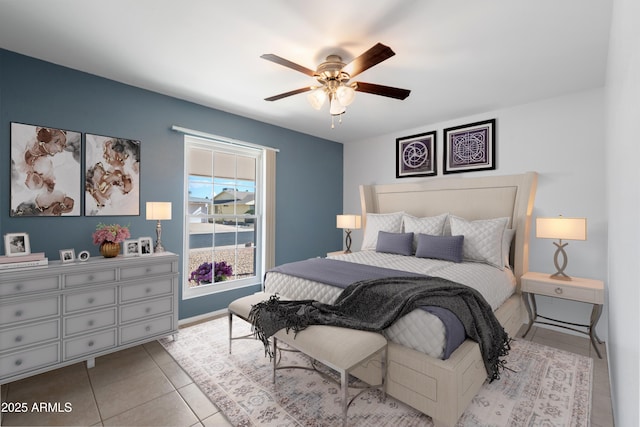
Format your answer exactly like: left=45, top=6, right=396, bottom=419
left=264, top=251, right=516, bottom=358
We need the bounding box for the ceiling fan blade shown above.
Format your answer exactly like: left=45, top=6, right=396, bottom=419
left=344, top=43, right=396, bottom=78
left=264, top=87, right=312, bottom=101
left=260, top=54, right=316, bottom=77
left=354, top=82, right=411, bottom=100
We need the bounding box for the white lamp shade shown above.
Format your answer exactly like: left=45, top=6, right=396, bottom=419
left=536, top=217, right=587, bottom=241
left=336, top=85, right=356, bottom=106
left=146, top=202, right=172, bottom=220
left=336, top=214, right=361, bottom=230
left=307, top=88, right=327, bottom=110
left=329, top=97, right=346, bottom=115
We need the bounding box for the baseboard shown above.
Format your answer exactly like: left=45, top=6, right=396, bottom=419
left=179, top=308, right=228, bottom=327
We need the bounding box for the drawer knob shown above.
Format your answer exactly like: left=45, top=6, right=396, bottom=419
left=15, top=309, right=23, bottom=317
left=555, top=287, right=563, bottom=295
left=88, top=297, right=95, bottom=304
left=88, top=340, right=95, bottom=347
left=145, top=326, right=151, bottom=332
left=145, top=307, right=152, bottom=313
left=15, top=335, right=23, bottom=343
left=145, top=288, right=152, bottom=294
left=88, top=320, right=95, bottom=326
left=15, top=283, right=24, bottom=291
left=88, top=275, right=95, bottom=281
left=15, top=359, right=23, bottom=366
left=146, top=268, right=152, bottom=273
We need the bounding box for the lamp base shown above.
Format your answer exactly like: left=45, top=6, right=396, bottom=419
left=155, top=220, right=166, bottom=253
left=344, top=229, right=353, bottom=254
left=550, top=240, right=572, bottom=280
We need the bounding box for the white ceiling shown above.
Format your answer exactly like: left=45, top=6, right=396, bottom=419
left=0, top=0, right=612, bottom=144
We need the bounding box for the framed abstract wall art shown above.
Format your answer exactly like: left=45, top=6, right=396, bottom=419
left=85, top=133, right=140, bottom=216
left=396, top=131, right=437, bottom=178
left=10, top=122, right=81, bottom=216
left=443, top=119, right=496, bottom=174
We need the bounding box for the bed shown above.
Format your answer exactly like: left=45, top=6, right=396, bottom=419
left=263, top=171, right=538, bottom=427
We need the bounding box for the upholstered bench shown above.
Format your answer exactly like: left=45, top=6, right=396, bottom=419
left=228, top=292, right=388, bottom=424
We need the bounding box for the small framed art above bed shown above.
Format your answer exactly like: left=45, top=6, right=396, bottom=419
left=263, top=172, right=537, bottom=427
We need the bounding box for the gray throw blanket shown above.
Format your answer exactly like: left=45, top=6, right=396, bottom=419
left=249, top=276, right=510, bottom=382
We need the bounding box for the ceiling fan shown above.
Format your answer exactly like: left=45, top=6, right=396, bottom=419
left=261, top=43, right=411, bottom=127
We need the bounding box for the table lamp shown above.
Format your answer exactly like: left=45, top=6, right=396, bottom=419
left=536, top=216, right=587, bottom=280
left=336, top=214, right=361, bottom=253
left=146, top=202, right=172, bottom=252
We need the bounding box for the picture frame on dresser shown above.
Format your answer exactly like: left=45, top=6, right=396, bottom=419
left=10, top=122, right=82, bottom=217
left=139, top=237, right=153, bottom=255
left=396, top=131, right=437, bottom=178
left=443, top=119, right=496, bottom=174
left=4, top=232, right=31, bottom=256
left=84, top=133, right=140, bottom=216
left=124, top=239, right=140, bottom=256
left=59, top=248, right=75, bottom=263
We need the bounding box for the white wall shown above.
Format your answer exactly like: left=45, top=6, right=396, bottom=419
left=605, top=0, right=640, bottom=425
left=343, top=88, right=608, bottom=339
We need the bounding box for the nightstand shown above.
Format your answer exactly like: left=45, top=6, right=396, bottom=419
left=520, top=271, right=604, bottom=358
left=327, top=250, right=348, bottom=257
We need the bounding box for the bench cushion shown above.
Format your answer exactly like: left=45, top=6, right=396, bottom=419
left=275, top=325, right=386, bottom=371
left=228, top=292, right=278, bottom=319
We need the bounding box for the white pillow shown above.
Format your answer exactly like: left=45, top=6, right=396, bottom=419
left=361, top=212, right=404, bottom=251
left=402, top=213, right=449, bottom=251
left=449, top=216, right=509, bottom=269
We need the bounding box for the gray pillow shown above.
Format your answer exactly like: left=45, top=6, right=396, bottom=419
left=375, top=231, right=414, bottom=256
left=415, top=234, right=464, bottom=263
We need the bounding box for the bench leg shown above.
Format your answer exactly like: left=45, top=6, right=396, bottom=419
left=272, top=337, right=278, bottom=384
left=341, top=369, right=348, bottom=426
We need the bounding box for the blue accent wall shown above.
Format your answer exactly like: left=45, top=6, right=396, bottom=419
left=0, top=49, right=343, bottom=319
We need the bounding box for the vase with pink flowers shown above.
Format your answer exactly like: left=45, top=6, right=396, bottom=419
left=92, top=223, right=130, bottom=258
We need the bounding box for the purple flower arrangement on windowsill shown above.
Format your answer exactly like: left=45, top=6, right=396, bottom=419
left=189, top=261, right=233, bottom=285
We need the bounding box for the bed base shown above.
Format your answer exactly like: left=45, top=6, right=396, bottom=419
left=349, top=293, right=523, bottom=427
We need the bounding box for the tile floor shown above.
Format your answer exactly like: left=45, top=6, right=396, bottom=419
left=1, top=322, right=614, bottom=426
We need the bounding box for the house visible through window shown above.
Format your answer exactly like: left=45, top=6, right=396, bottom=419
left=183, top=135, right=265, bottom=298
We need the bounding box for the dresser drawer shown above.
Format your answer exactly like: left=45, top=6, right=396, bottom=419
left=0, top=275, right=60, bottom=297
left=120, top=277, right=174, bottom=302
left=64, top=268, right=117, bottom=288
left=0, top=296, right=59, bottom=326
left=64, top=308, right=117, bottom=336
left=120, top=261, right=175, bottom=280
left=120, top=314, right=174, bottom=344
left=0, top=319, right=60, bottom=352
left=64, top=287, right=117, bottom=314
left=0, top=342, right=60, bottom=379
left=63, top=329, right=117, bottom=360
left=120, top=296, right=173, bottom=323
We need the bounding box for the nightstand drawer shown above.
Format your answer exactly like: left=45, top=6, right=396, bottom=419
left=64, top=329, right=117, bottom=360
left=0, top=320, right=60, bottom=352
left=64, top=287, right=117, bottom=313
left=523, top=279, right=598, bottom=303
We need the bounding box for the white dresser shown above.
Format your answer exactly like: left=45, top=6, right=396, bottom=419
left=0, top=252, right=179, bottom=385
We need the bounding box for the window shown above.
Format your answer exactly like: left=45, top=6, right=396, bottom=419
left=183, top=135, right=269, bottom=298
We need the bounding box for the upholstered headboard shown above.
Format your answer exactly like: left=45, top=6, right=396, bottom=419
left=359, top=172, right=538, bottom=289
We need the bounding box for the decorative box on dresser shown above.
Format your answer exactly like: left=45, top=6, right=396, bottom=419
left=0, top=252, right=179, bottom=385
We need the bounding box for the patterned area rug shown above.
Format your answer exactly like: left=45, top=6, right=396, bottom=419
left=160, top=316, right=592, bottom=426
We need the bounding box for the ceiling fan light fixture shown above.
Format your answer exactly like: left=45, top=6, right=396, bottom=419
left=307, top=87, right=327, bottom=110
left=329, top=96, right=346, bottom=116
left=336, top=84, right=356, bottom=106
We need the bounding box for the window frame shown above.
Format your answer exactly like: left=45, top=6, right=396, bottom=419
left=182, top=135, right=264, bottom=299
